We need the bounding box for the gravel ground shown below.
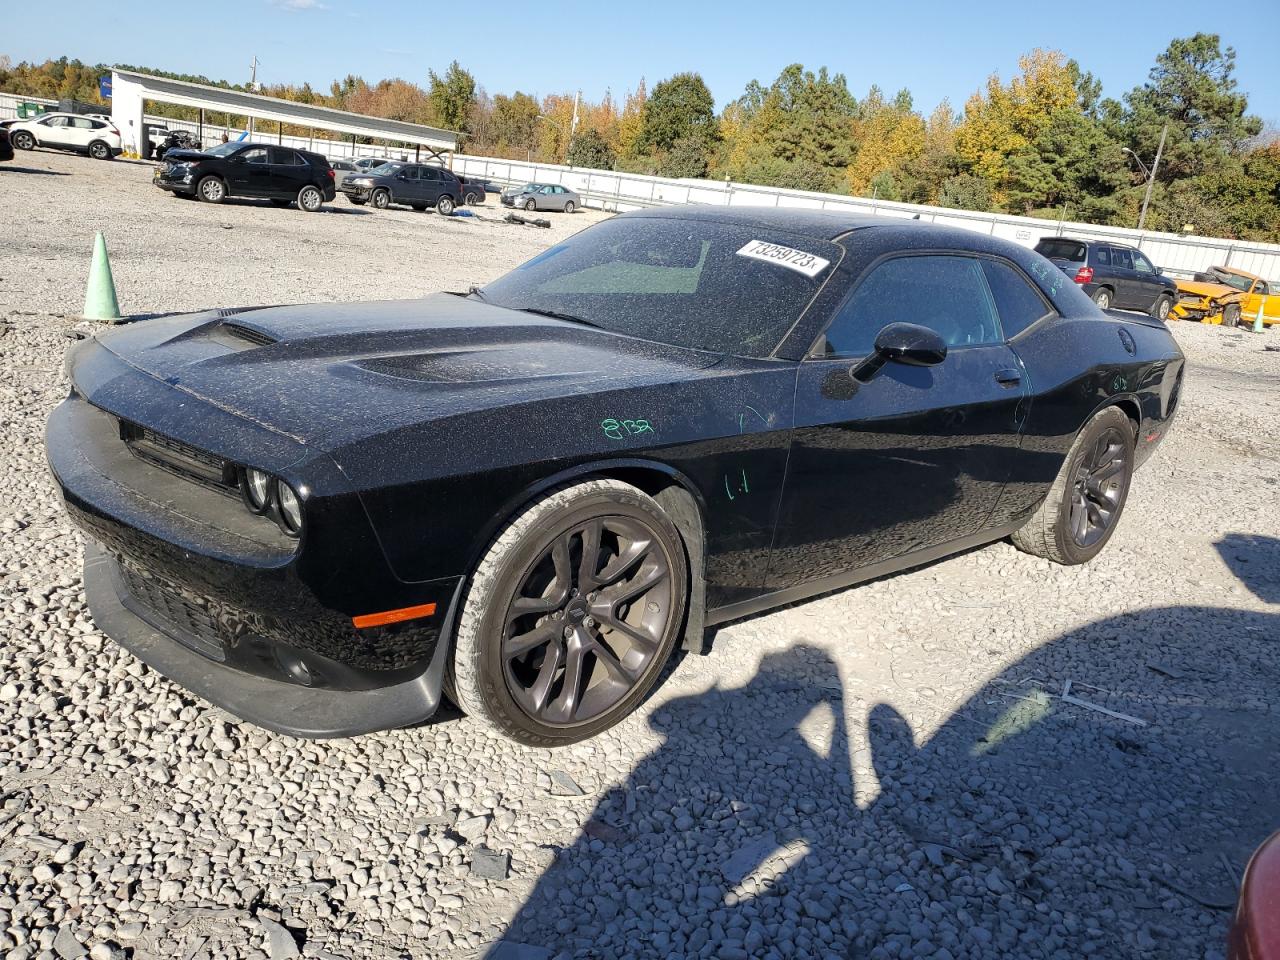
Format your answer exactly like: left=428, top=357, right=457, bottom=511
left=2, top=149, right=1279, bottom=960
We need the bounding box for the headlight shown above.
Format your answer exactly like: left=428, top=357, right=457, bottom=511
left=245, top=468, right=271, bottom=509
left=276, top=481, right=303, bottom=534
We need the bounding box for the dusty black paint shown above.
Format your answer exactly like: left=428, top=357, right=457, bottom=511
left=46, top=207, right=1184, bottom=736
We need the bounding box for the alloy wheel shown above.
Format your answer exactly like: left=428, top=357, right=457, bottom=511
left=1095, top=290, right=1111, bottom=309
left=299, top=186, right=321, bottom=211
left=372, top=190, right=389, bottom=209
left=1068, top=426, right=1128, bottom=547
left=501, top=515, right=674, bottom=727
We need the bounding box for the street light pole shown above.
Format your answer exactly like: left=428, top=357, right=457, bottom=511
left=1136, top=123, right=1167, bottom=232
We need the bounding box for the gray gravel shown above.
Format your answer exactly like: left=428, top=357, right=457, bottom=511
left=2, top=148, right=1279, bottom=960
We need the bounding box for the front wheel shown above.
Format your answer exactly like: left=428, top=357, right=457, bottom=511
left=88, top=140, right=112, bottom=161
left=1011, top=406, right=1134, bottom=565
left=197, top=176, right=226, bottom=204
left=1152, top=295, right=1172, bottom=321
left=436, top=195, right=455, bottom=216
left=465, top=191, right=480, bottom=205
left=370, top=189, right=390, bottom=210
left=1091, top=288, right=1112, bottom=310
left=525, top=198, right=537, bottom=212
left=449, top=479, right=689, bottom=746
left=297, top=185, right=323, bottom=212
left=11, top=131, right=35, bottom=151
left=1221, top=303, right=1242, bottom=328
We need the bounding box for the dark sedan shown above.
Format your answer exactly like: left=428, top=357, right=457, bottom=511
left=153, top=141, right=336, bottom=211
left=47, top=208, right=1183, bottom=746
left=339, top=162, right=461, bottom=213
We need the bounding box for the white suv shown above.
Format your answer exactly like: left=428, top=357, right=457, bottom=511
left=9, top=112, right=123, bottom=161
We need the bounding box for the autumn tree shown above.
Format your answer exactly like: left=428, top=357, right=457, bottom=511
left=427, top=61, right=476, bottom=134
left=845, top=87, right=925, bottom=196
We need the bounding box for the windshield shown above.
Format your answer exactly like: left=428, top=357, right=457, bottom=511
left=369, top=162, right=400, bottom=176
left=204, top=142, right=240, bottom=157
left=480, top=216, right=840, bottom=358
left=1207, top=268, right=1253, bottom=292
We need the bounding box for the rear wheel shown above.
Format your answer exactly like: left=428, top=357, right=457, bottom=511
left=1221, top=303, right=1242, bottom=328
left=436, top=194, right=455, bottom=216
left=197, top=176, right=226, bottom=204
left=1011, top=406, right=1135, bottom=565
left=465, top=191, right=480, bottom=205
left=1091, top=287, right=1113, bottom=310
left=1152, top=295, right=1172, bottom=321
left=564, top=200, right=575, bottom=214
left=88, top=140, right=112, bottom=161
left=297, top=185, right=323, bottom=212
left=11, top=131, right=34, bottom=151
left=449, top=479, right=689, bottom=746
left=370, top=189, right=390, bottom=210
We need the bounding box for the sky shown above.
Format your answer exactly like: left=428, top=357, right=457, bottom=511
left=5, top=0, right=1279, bottom=127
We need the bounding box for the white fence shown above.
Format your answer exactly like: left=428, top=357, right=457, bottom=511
left=6, top=91, right=1279, bottom=280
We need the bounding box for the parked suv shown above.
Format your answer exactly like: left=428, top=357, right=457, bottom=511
left=8, top=112, right=123, bottom=160
left=1034, top=237, right=1178, bottom=320
left=153, top=141, right=336, bottom=211
left=340, top=162, right=461, bottom=214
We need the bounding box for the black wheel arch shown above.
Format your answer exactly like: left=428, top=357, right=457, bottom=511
left=456, top=458, right=709, bottom=655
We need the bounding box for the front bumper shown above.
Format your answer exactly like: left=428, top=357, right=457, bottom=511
left=84, top=542, right=454, bottom=737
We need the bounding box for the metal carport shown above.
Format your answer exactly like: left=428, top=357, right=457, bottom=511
left=110, top=69, right=458, bottom=162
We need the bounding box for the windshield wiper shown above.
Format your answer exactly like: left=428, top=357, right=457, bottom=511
left=514, top=306, right=602, bottom=329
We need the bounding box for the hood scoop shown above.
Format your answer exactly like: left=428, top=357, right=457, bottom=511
left=220, top=322, right=278, bottom=347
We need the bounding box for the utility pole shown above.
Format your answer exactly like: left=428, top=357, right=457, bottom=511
left=248, top=56, right=259, bottom=137
left=1137, top=123, right=1167, bottom=232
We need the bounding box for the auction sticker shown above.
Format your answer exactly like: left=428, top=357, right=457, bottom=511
left=736, top=240, right=830, bottom=278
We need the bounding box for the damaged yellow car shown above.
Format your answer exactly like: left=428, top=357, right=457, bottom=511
left=1172, top=266, right=1280, bottom=327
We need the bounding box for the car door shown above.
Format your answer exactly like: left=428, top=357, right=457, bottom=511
left=227, top=147, right=271, bottom=195
left=1129, top=249, right=1163, bottom=311
left=65, top=117, right=97, bottom=149
left=268, top=148, right=306, bottom=197
left=1108, top=247, right=1137, bottom=308
left=418, top=166, right=442, bottom=204
left=765, top=253, right=1029, bottom=593
left=37, top=115, right=72, bottom=148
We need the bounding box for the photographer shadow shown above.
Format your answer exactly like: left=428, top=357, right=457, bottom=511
left=490, top=533, right=1279, bottom=959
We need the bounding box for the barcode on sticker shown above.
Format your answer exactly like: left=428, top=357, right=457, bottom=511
left=736, top=240, right=830, bottom=278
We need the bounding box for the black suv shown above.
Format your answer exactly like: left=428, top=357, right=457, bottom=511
left=153, top=142, right=336, bottom=212
left=339, top=161, right=461, bottom=214
left=1034, top=237, right=1178, bottom=320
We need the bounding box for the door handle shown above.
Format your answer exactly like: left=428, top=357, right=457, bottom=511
left=994, top=368, right=1022, bottom=386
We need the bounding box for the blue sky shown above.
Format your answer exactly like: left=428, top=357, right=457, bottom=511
left=5, top=0, right=1278, bottom=125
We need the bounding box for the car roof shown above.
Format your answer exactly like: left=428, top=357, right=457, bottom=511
left=620, top=205, right=950, bottom=241
left=1048, top=236, right=1135, bottom=251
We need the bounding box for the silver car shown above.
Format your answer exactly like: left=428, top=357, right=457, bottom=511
left=500, top=182, right=580, bottom=213
left=330, top=159, right=358, bottom=188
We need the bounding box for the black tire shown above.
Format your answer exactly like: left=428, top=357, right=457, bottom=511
left=525, top=198, right=537, bottom=212
left=436, top=194, right=455, bottom=216
left=370, top=189, right=390, bottom=210
left=449, top=479, right=689, bottom=746
left=88, top=140, right=112, bottom=161
left=1151, top=295, right=1172, bottom=321
left=11, top=131, right=35, bottom=151
left=297, top=185, right=323, bottom=212
left=1221, top=303, right=1242, bottom=328
left=564, top=200, right=575, bottom=214
left=1091, top=287, right=1113, bottom=310
left=196, top=176, right=226, bottom=204
left=1011, top=406, right=1135, bottom=565
left=465, top=191, right=480, bottom=205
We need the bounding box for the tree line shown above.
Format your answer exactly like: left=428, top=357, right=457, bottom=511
left=2, top=35, right=1276, bottom=240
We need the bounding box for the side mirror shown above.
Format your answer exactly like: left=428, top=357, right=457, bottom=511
left=1154, top=266, right=1163, bottom=275
left=852, top=322, right=947, bottom=383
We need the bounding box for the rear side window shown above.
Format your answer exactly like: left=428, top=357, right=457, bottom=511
left=821, top=255, right=1002, bottom=357
left=1094, top=247, right=1111, bottom=266
left=1035, top=239, right=1086, bottom=262
left=269, top=148, right=302, bottom=165
left=1111, top=248, right=1133, bottom=269
left=980, top=260, right=1053, bottom=338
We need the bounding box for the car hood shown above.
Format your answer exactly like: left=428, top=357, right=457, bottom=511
left=1174, top=279, right=1244, bottom=300
left=160, top=149, right=207, bottom=162
left=91, top=295, right=723, bottom=448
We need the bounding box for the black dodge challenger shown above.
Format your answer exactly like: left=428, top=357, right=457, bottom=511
left=47, top=207, right=1184, bottom=745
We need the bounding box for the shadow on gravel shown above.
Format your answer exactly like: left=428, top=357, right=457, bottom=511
left=1, top=166, right=71, bottom=176
left=489, top=534, right=1279, bottom=960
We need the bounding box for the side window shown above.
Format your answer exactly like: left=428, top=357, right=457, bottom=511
left=542, top=186, right=555, bottom=194
left=980, top=260, right=1053, bottom=338
left=1132, top=252, right=1154, bottom=274
left=421, top=167, right=440, bottom=181
left=69, top=118, right=93, bottom=129
left=43, top=116, right=67, bottom=127
left=1111, top=248, right=1134, bottom=270
left=819, top=255, right=1003, bottom=358
left=1093, top=247, right=1111, bottom=266
left=241, top=148, right=269, bottom=164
